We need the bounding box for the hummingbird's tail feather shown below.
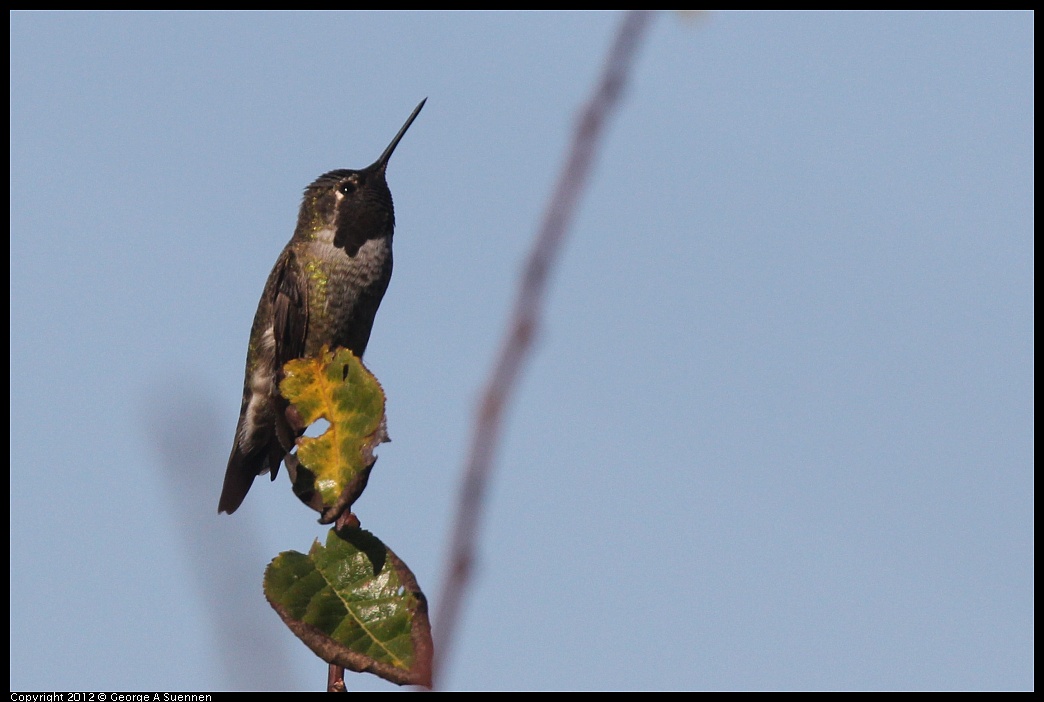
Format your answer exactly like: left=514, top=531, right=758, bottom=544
left=218, top=444, right=254, bottom=514
left=219, top=415, right=293, bottom=513
left=218, top=441, right=274, bottom=514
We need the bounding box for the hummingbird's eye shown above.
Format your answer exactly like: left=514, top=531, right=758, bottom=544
left=339, top=181, right=356, bottom=195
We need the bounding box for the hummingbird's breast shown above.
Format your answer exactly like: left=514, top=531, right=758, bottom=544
left=299, top=233, right=393, bottom=357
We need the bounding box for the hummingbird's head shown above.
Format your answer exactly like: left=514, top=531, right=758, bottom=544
left=294, top=99, right=426, bottom=256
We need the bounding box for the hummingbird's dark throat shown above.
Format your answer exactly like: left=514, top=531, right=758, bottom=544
left=333, top=194, right=394, bottom=257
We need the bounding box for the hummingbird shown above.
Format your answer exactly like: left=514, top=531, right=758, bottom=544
left=219, top=99, right=426, bottom=515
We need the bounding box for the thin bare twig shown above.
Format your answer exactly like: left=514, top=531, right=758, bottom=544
left=434, top=10, right=657, bottom=686
left=327, top=664, right=346, bottom=693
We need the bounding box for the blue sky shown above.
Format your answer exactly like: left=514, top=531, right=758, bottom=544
left=10, top=11, right=1033, bottom=691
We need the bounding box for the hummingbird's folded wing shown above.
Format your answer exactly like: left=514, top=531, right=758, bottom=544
left=272, top=249, right=308, bottom=368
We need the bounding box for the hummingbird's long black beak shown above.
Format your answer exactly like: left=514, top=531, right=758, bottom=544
left=370, top=98, right=426, bottom=173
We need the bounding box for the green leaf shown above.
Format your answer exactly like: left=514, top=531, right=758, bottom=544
left=279, top=346, right=388, bottom=522
left=265, top=526, right=433, bottom=688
